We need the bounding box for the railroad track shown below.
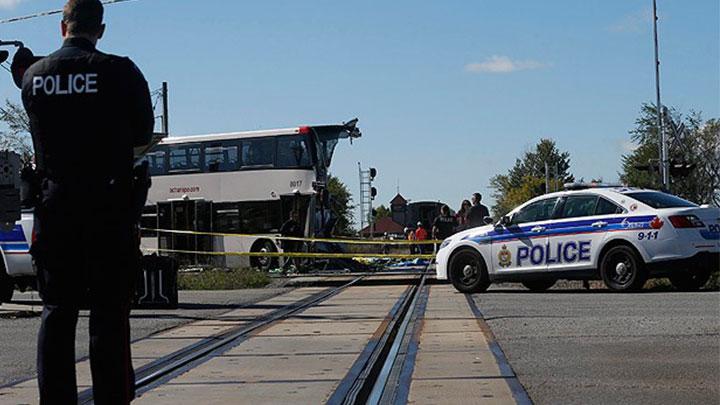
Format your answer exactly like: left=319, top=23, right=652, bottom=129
left=77, top=276, right=365, bottom=404
left=327, top=274, right=429, bottom=405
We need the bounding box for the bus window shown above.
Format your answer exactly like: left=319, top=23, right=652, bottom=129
left=240, top=201, right=282, bottom=233
left=142, top=150, right=167, bottom=176
left=277, top=135, right=312, bottom=168
left=213, top=202, right=241, bottom=232
left=169, top=145, right=201, bottom=172
left=241, top=138, right=275, bottom=168
left=204, top=144, right=239, bottom=172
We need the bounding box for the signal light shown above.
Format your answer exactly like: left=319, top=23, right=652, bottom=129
left=369, top=167, right=377, bottom=180
left=668, top=215, right=704, bottom=228
left=370, top=187, right=377, bottom=200
left=298, top=126, right=311, bottom=135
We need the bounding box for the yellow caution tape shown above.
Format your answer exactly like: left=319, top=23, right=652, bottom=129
left=141, top=247, right=436, bottom=260
left=141, top=228, right=443, bottom=245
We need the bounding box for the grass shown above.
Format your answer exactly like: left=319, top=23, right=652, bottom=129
left=178, top=268, right=271, bottom=290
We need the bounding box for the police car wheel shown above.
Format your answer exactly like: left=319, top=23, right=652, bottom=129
left=250, top=240, right=278, bottom=271
left=448, top=249, right=490, bottom=294
left=668, top=269, right=711, bottom=291
left=521, top=279, right=556, bottom=292
left=600, top=245, right=646, bottom=291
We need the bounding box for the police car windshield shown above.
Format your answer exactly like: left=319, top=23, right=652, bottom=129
left=625, top=192, right=697, bottom=209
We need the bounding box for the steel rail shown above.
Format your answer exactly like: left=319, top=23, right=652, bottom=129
left=326, top=274, right=427, bottom=405
left=77, top=276, right=365, bottom=404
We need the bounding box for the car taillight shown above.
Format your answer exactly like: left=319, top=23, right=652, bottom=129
left=298, top=126, right=311, bottom=135
left=668, top=215, right=705, bottom=228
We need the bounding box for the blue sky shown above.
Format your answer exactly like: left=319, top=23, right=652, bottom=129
left=2, top=0, right=718, bottom=222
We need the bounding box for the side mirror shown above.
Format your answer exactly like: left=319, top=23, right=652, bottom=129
left=499, top=215, right=511, bottom=227
left=483, top=216, right=494, bottom=225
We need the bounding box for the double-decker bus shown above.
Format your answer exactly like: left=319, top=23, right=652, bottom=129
left=139, top=119, right=361, bottom=269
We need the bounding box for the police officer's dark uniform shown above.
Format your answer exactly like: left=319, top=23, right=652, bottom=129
left=21, top=32, right=153, bottom=403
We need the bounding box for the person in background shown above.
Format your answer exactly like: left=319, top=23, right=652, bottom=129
left=405, top=227, right=417, bottom=255
left=455, top=199, right=471, bottom=231
left=467, top=192, right=490, bottom=228
left=414, top=221, right=428, bottom=254
left=432, top=205, right=458, bottom=242
left=280, top=210, right=302, bottom=272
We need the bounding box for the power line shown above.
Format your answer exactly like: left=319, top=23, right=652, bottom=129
left=0, top=0, right=139, bottom=25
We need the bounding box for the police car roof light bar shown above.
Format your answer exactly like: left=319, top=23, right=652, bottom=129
left=563, top=182, right=625, bottom=191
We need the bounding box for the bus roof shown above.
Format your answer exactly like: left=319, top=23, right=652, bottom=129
left=161, top=127, right=305, bottom=145
left=160, top=121, right=361, bottom=146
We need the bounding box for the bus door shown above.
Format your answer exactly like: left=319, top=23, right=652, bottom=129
left=280, top=194, right=312, bottom=236
left=157, top=199, right=213, bottom=265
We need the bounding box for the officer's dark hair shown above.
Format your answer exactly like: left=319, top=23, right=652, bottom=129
left=63, top=0, right=104, bottom=36
left=473, top=192, right=482, bottom=202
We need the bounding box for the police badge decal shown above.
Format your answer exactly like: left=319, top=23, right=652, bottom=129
left=498, top=245, right=512, bottom=268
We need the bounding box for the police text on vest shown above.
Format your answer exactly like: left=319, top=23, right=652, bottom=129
left=32, top=74, right=99, bottom=96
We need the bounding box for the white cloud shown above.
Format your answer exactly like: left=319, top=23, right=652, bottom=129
left=0, top=0, right=25, bottom=10
left=607, top=8, right=653, bottom=33
left=464, top=55, right=547, bottom=74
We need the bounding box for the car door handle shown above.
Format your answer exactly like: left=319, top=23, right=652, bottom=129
left=591, top=221, right=608, bottom=228
left=531, top=226, right=545, bottom=233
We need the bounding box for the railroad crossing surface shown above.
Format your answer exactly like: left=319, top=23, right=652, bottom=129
left=0, top=275, right=528, bottom=404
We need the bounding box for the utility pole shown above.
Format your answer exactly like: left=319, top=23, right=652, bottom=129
left=653, top=0, right=669, bottom=190
left=161, top=81, right=169, bottom=135
left=544, top=161, right=550, bottom=194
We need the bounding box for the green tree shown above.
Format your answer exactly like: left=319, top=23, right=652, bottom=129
left=373, top=204, right=391, bottom=221
left=620, top=104, right=719, bottom=205
left=327, top=175, right=355, bottom=235
left=0, top=100, right=33, bottom=163
left=490, top=139, right=574, bottom=217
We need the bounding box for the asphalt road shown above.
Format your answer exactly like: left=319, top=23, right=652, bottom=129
left=0, top=288, right=290, bottom=387
left=473, top=285, right=720, bottom=405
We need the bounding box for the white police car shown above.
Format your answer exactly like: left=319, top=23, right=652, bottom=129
left=0, top=210, right=34, bottom=302
left=436, top=186, right=720, bottom=292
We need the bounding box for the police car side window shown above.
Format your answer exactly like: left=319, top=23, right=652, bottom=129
left=558, top=195, right=598, bottom=219
left=512, top=197, right=559, bottom=224
left=595, top=197, right=624, bottom=215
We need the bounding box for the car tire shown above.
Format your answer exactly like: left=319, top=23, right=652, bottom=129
left=250, top=239, right=279, bottom=271
left=448, top=248, right=490, bottom=294
left=0, top=264, right=14, bottom=303
left=668, top=269, right=711, bottom=291
left=600, top=245, right=647, bottom=292
left=521, top=279, right=556, bottom=292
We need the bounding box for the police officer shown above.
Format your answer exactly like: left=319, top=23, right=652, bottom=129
left=20, top=0, right=153, bottom=403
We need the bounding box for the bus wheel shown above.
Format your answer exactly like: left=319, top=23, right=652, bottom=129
left=250, top=239, right=278, bottom=271
left=0, top=264, right=14, bottom=303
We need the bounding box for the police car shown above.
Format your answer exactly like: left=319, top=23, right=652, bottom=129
left=0, top=210, right=34, bottom=302
left=436, top=186, right=720, bottom=292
